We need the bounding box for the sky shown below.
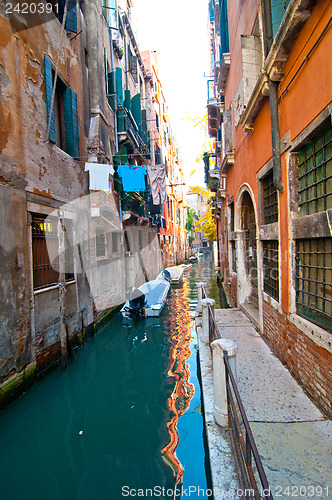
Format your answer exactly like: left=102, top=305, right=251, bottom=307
left=131, top=0, right=210, bottom=187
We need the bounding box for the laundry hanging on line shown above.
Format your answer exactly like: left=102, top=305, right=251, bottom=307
left=148, top=195, right=162, bottom=215
left=146, top=164, right=167, bottom=205
left=85, top=163, right=114, bottom=192
left=117, top=165, right=147, bottom=192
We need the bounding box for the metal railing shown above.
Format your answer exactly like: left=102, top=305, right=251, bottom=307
left=201, top=286, right=273, bottom=500
left=117, top=106, right=150, bottom=158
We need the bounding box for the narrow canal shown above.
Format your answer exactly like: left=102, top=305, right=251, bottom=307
left=0, top=256, right=223, bottom=499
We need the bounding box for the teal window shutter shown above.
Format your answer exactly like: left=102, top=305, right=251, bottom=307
left=220, top=0, right=229, bottom=55
left=107, top=71, right=116, bottom=110
left=131, top=93, right=141, bottom=132
left=44, top=55, right=56, bottom=143
left=116, top=67, right=123, bottom=106
left=65, top=0, right=77, bottom=32
left=124, top=89, right=131, bottom=111
left=271, top=0, right=290, bottom=38
left=63, top=87, right=80, bottom=158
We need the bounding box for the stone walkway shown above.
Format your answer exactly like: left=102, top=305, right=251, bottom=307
left=196, top=308, right=332, bottom=500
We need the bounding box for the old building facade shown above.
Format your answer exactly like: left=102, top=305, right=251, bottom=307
left=0, top=0, right=188, bottom=407
left=207, top=0, right=332, bottom=416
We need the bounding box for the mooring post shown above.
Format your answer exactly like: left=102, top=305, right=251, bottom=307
left=201, top=298, right=215, bottom=343
left=211, top=338, right=238, bottom=427
left=196, top=282, right=205, bottom=314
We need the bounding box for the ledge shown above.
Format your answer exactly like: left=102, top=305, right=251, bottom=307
left=220, top=151, right=235, bottom=174
left=291, top=210, right=332, bottom=239
left=259, top=222, right=279, bottom=240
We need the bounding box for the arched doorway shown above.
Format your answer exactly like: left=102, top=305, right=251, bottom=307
left=236, top=189, right=258, bottom=310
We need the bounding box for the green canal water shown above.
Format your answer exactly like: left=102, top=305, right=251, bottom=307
left=0, top=257, right=223, bottom=499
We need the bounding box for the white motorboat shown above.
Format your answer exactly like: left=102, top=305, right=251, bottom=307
left=179, top=263, right=192, bottom=272
left=121, top=276, right=171, bottom=319
left=157, top=265, right=184, bottom=284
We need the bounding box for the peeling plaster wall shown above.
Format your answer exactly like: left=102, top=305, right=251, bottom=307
left=0, top=185, right=31, bottom=381
left=0, top=8, right=92, bottom=392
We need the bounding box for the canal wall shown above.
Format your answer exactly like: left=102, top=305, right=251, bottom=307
left=0, top=304, right=122, bottom=411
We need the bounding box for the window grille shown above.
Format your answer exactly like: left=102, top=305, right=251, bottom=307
left=231, top=240, right=236, bottom=273
left=32, top=214, right=59, bottom=290
left=229, top=202, right=234, bottom=232
left=96, top=229, right=106, bottom=258
left=64, top=220, right=74, bottom=281
left=296, top=238, right=332, bottom=332
left=262, top=171, right=278, bottom=224
left=112, top=232, right=119, bottom=253
left=263, top=240, right=279, bottom=301
left=298, top=126, right=332, bottom=216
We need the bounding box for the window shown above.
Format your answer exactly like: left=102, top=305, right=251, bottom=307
left=32, top=214, right=74, bottom=290
left=96, top=229, right=106, bottom=258
left=44, top=56, right=80, bottom=158
left=230, top=240, right=236, bottom=273
left=262, top=171, right=278, bottom=224
left=296, top=238, right=332, bottom=332
left=32, top=214, right=59, bottom=290
left=138, top=229, right=143, bottom=250
left=112, top=232, right=119, bottom=253
left=128, top=45, right=138, bottom=84
left=263, top=240, right=279, bottom=301
left=297, top=126, right=332, bottom=216
left=229, top=201, right=234, bottom=231
left=51, top=0, right=77, bottom=32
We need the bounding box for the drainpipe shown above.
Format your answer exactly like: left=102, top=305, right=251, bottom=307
left=109, top=26, right=118, bottom=154
left=263, top=0, right=284, bottom=192
left=269, top=79, right=284, bottom=192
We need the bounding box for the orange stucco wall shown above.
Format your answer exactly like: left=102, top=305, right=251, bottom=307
left=224, top=0, right=332, bottom=315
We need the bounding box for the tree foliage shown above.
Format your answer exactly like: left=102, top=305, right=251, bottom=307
left=188, top=185, right=216, bottom=241
left=195, top=210, right=216, bottom=241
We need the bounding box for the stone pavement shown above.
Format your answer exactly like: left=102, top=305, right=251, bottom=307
left=196, top=307, right=332, bottom=500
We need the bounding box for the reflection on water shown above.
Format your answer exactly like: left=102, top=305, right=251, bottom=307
left=0, top=258, right=221, bottom=499
left=161, top=279, right=195, bottom=491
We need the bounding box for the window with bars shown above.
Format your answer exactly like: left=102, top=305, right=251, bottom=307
left=263, top=240, right=279, bottom=301
left=32, top=214, right=74, bottom=290
left=128, top=45, right=138, bottom=84
left=229, top=201, right=234, bottom=232
left=230, top=240, right=237, bottom=273
left=112, top=232, right=120, bottom=253
left=296, top=238, right=332, bottom=332
left=96, top=229, right=106, bottom=258
left=262, top=171, right=278, bottom=224
left=298, top=125, right=332, bottom=216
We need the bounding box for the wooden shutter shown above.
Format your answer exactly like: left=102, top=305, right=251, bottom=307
left=63, top=87, right=80, bottom=158
left=44, top=55, right=56, bottom=143
left=116, top=67, right=123, bottom=106
left=271, top=0, right=290, bottom=38
left=131, top=93, right=141, bottom=132
left=107, top=71, right=116, bottom=110
left=65, top=0, right=77, bottom=32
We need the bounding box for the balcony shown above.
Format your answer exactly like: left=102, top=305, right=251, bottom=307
left=117, top=106, right=150, bottom=160
left=120, top=187, right=151, bottom=225
left=207, top=97, right=224, bottom=138
left=217, top=52, right=230, bottom=92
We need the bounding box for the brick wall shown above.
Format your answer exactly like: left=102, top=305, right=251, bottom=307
left=262, top=300, right=332, bottom=418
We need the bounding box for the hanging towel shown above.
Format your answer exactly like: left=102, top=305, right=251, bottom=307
left=85, top=163, right=114, bottom=191
left=117, top=165, right=147, bottom=192
left=146, top=164, right=167, bottom=205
